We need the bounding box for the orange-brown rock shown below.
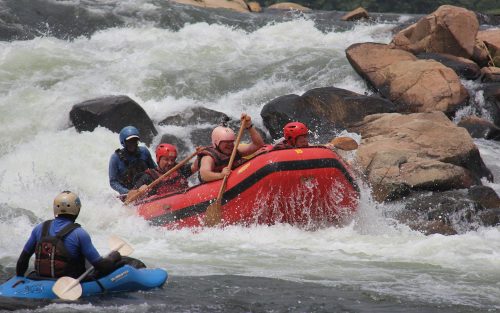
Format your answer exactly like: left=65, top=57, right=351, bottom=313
left=247, top=1, right=262, bottom=12
left=346, top=43, right=469, bottom=114
left=268, top=2, right=311, bottom=11
left=381, top=59, right=469, bottom=113
left=172, top=0, right=250, bottom=13
left=391, top=5, right=478, bottom=59
left=349, top=112, right=492, bottom=201
left=341, top=7, right=369, bottom=21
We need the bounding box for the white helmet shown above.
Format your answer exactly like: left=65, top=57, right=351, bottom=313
left=53, top=191, right=81, bottom=217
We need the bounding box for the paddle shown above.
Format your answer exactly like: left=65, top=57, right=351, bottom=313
left=204, top=118, right=246, bottom=227
left=327, top=136, right=358, bottom=151
left=124, top=149, right=201, bottom=205
left=52, top=235, right=133, bottom=301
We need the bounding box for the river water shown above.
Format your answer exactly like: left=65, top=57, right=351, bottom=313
left=0, top=1, right=499, bottom=312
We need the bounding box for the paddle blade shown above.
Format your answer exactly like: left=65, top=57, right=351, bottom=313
left=204, top=200, right=222, bottom=227
left=330, top=137, right=358, bottom=151
left=108, top=235, right=134, bottom=256
left=52, top=276, right=83, bottom=301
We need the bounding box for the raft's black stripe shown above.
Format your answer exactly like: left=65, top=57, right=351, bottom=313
left=148, top=158, right=358, bottom=226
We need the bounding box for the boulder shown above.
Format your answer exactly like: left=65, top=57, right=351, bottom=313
left=260, top=86, right=399, bottom=141
left=349, top=112, right=493, bottom=202
left=247, top=1, right=262, bottom=12
left=172, top=0, right=250, bottom=13
left=346, top=43, right=469, bottom=114
left=457, top=116, right=500, bottom=140
left=267, top=2, right=311, bottom=12
left=391, top=5, right=479, bottom=59
left=159, top=134, right=190, bottom=157
left=159, top=107, right=229, bottom=127
left=341, top=7, right=369, bottom=21
left=396, top=188, right=499, bottom=235
left=69, top=95, right=157, bottom=146
left=481, top=67, right=500, bottom=83
left=416, top=52, right=481, bottom=80
left=482, top=84, right=500, bottom=126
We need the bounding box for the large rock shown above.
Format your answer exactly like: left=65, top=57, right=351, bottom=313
left=391, top=5, right=479, bottom=59
left=481, top=67, right=500, bottom=83
left=346, top=43, right=469, bottom=114
left=396, top=188, right=499, bottom=235
left=260, top=86, right=399, bottom=141
left=483, top=84, right=500, bottom=127
left=159, top=107, right=229, bottom=127
left=172, top=0, right=250, bottom=13
left=416, top=52, right=481, bottom=80
left=457, top=116, right=500, bottom=140
left=267, top=2, right=311, bottom=11
left=341, top=7, right=369, bottom=21
left=349, top=112, right=493, bottom=202
left=69, top=95, right=157, bottom=146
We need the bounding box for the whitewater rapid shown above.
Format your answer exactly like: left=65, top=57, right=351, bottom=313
left=0, top=11, right=499, bottom=312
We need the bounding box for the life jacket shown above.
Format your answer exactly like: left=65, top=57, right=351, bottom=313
left=144, top=167, right=189, bottom=195
left=115, top=148, right=149, bottom=189
left=196, top=146, right=245, bottom=183
left=34, top=220, right=86, bottom=278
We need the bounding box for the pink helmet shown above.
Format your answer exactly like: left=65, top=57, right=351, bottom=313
left=155, top=144, right=177, bottom=163
left=283, top=122, right=308, bottom=145
left=211, top=126, right=236, bottom=147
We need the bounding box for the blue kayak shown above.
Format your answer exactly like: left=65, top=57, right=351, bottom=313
left=0, top=265, right=168, bottom=299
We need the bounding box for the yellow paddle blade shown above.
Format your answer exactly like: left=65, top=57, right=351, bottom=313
left=108, top=235, right=134, bottom=256
left=204, top=200, right=222, bottom=227
left=329, top=137, right=359, bottom=151
left=52, top=276, right=83, bottom=301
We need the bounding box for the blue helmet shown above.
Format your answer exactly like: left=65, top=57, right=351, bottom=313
left=119, top=126, right=140, bottom=147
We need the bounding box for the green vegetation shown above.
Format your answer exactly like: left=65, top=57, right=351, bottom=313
left=256, top=0, right=500, bottom=14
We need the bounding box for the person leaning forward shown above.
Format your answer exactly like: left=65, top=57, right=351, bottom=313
left=108, top=126, right=156, bottom=197
left=129, top=143, right=197, bottom=199
left=197, top=113, right=265, bottom=183
left=16, top=191, right=124, bottom=279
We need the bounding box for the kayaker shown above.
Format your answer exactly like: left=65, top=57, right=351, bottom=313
left=272, top=121, right=310, bottom=150
left=129, top=143, right=197, bottom=198
left=109, top=126, right=156, bottom=198
left=198, top=113, right=265, bottom=183
left=16, top=191, right=124, bottom=279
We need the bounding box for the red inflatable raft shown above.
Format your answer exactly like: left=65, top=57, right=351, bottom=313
left=136, top=146, right=359, bottom=228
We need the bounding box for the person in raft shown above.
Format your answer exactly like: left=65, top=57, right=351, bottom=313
left=272, top=121, right=310, bottom=150
left=129, top=143, right=197, bottom=198
left=197, top=113, right=265, bottom=183
left=16, top=191, right=124, bottom=279
left=108, top=126, right=156, bottom=197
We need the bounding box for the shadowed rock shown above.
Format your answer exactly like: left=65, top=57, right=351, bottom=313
left=457, top=116, right=500, bottom=140
left=159, top=107, right=229, bottom=127
left=69, top=95, right=157, bottom=146
left=416, top=52, right=481, bottom=80
left=396, top=188, right=499, bottom=235
left=261, top=86, right=399, bottom=141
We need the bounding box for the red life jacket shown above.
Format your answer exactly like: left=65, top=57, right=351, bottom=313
left=144, top=167, right=189, bottom=195
left=34, top=220, right=86, bottom=278
left=196, top=147, right=244, bottom=183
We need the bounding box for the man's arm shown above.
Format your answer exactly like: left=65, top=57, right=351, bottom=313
left=238, top=115, right=265, bottom=156
left=77, top=230, right=122, bottom=276
left=109, top=154, right=129, bottom=194
left=16, top=228, right=38, bottom=276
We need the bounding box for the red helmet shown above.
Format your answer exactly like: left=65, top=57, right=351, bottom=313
left=283, top=122, right=308, bottom=145
left=211, top=126, right=236, bottom=147
left=155, top=144, right=177, bottom=163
